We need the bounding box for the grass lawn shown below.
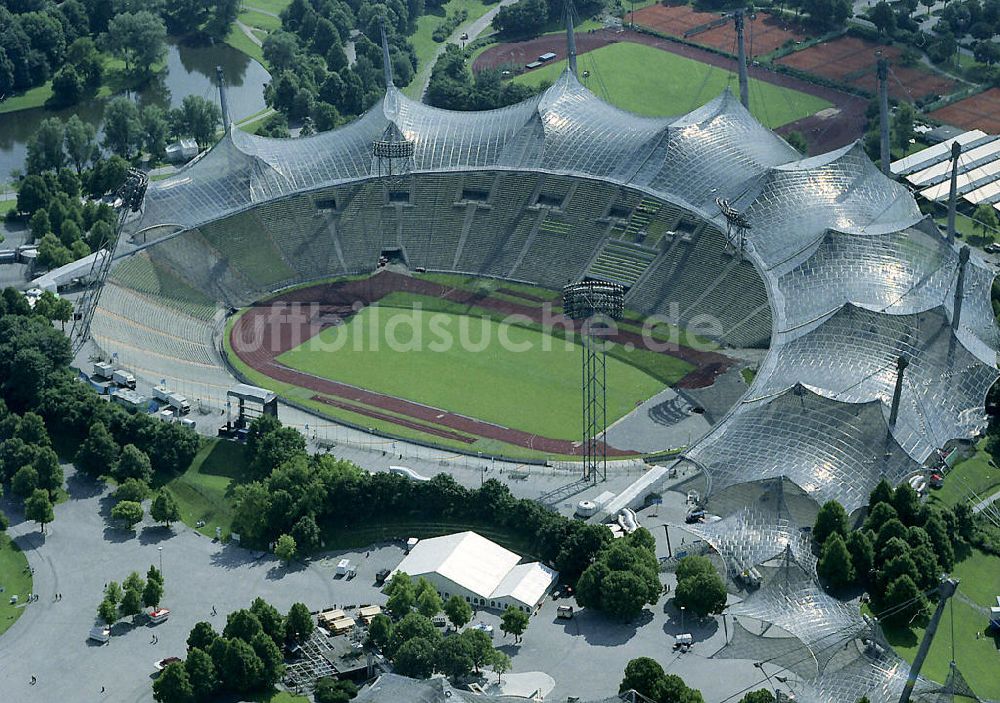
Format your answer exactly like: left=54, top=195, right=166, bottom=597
left=161, top=439, right=249, bottom=538
left=226, top=24, right=266, bottom=65
left=934, top=212, right=1000, bottom=246
left=880, top=548, right=1000, bottom=700
left=244, top=0, right=292, bottom=15
left=0, top=534, right=31, bottom=637
left=404, top=0, right=492, bottom=99
left=248, top=690, right=309, bottom=703
left=929, top=439, right=1000, bottom=509
left=240, top=9, right=283, bottom=33
left=514, top=41, right=831, bottom=128
left=278, top=305, right=665, bottom=440
left=0, top=200, right=15, bottom=217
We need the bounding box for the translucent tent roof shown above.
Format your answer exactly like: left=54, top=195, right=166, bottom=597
left=124, top=67, right=998, bottom=517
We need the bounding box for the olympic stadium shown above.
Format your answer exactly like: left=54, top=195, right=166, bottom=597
left=87, top=49, right=1000, bottom=702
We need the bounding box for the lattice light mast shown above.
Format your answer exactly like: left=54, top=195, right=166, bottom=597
left=717, top=197, right=751, bottom=259
left=562, top=280, right=625, bottom=483
left=70, top=168, right=148, bottom=353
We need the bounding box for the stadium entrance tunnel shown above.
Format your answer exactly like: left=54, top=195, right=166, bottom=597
left=95, top=169, right=773, bottom=462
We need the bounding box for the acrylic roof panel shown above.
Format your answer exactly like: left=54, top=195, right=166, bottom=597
left=890, top=129, right=984, bottom=176
left=751, top=305, right=997, bottom=461
left=629, top=91, right=800, bottom=209
left=739, top=143, right=923, bottom=268
left=122, top=69, right=1000, bottom=523
left=686, top=385, right=917, bottom=512
left=771, top=223, right=958, bottom=327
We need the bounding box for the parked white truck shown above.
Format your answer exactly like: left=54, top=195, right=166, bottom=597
left=92, top=361, right=115, bottom=380
left=112, top=369, right=136, bottom=389
left=152, top=385, right=190, bottom=415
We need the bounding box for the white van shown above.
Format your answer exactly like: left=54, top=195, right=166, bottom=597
left=89, top=625, right=111, bottom=643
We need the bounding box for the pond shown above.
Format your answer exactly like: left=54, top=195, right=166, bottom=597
left=0, top=38, right=270, bottom=181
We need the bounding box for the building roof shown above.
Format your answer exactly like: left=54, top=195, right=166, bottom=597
left=392, top=532, right=522, bottom=601
left=355, top=674, right=621, bottom=703
left=491, top=562, right=558, bottom=607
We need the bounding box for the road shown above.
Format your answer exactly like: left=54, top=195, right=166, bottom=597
left=412, top=0, right=519, bottom=100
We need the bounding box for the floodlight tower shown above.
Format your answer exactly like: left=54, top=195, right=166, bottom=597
left=947, top=141, right=962, bottom=244
left=562, top=280, right=625, bottom=484
left=372, top=23, right=414, bottom=178
left=69, top=168, right=148, bottom=352
left=717, top=197, right=751, bottom=259
left=216, top=66, right=231, bottom=133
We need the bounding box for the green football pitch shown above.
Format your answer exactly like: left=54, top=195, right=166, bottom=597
left=514, top=41, right=831, bottom=128
left=277, top=305, right=666, bottom=440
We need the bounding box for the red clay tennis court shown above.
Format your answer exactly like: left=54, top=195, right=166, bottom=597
left=929, top=88, right=1000, bottom=134
left=631, top=3, right=719, bottom=36
left=686, top=13, right=808, bottom=56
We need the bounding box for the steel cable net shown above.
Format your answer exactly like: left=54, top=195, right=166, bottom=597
left=684, top=503, right=817, bottom=576
left=751, top=305, right=999, bottom=462
left=686, top=385, right=917, bottom=513
left=109, top=65, right=1000, bottom=524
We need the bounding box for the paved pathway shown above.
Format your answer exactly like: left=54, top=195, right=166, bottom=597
left=972, top=487, right=1000, bottom=514
left=412, top=0, right=519, bottom=99
left=237, top=19, right=264, bottom=48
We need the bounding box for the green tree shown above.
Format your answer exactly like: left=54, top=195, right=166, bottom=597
left=249, top=597, right=284, bottom=645
left=489, top=649, right=511, bottom=684
left=142, top=105, right=169, bottom=160
left=870, top=0, right=897, bottom=34
left=740, top=690, right=776, bottom=703
left=142, top=575, right=163, bottom=609
left=30, top=210, right=52, bottom=241
left=120, top=582, right=143, bottom=619
left=500, top=606, right=529, bottom=643
left=24, top=487, right=54, bottom=533
left=973, top=202, right=1000, bottom=237
left=215, top=637, right=265, bottom=693
left=187, top=621, right=218, bottom=651
left=32, top=447, right=62, bottom=495
left=153, top=662, right=195, bottom=703
left=875, top=518, right=909, bottom=557
left=50, top=65, right=84, bottom=106
left=290, top=513, right=321, bottom=552
left=105, top=581, right=123, bottom=604
left=444, top=594, right=472, bottom=629
left=417, top=586, right=443, bottom=618
left=285, top=601, right=314, bottom=641
left=394, top=636, right=437, bottom=678
left=435, top=634, right=474, bottom=681
left=892, top=482, right=921, bottom=525
left=150, top=491, right=181, bottom=527
left=111, top=500, right=144, bottom=529
left=177, top=95, right=222, bottom=148
left=813, top=500, right=848, bottom=547
left=385, top=574, right=416, bottom=619
left=184, top=647, right=218, bottom=703
left=314, top=677, right=359, bottom=703
left=74, top=421, right=119, bottom=476
left=102, top=97, right=143, bottom=158
left=105, top=11, right=167, bottom=76
left=16, top=175, right=51, bottom=216
left=250, top=631, right=285, bottom=686
left=11, top=464, right=39, bottom=497
left=460, top=627, right=494, bottom=674
left=147, top=564, right=164, bottom=586
left=36, top=233, right=73, bottom=268
left=274, top=533, right=296, bottom=563
left=602, top=570, right=654, bottom=621
left=864, top=500, right=899, bottom=534
left=620, top=657, right=665, bottom=699
left=114, top=477, right=150, bottom=503
left=846, top=530, right=874, bottom=585
left=880, top=574, right=927, bottom=625
left=817, top=532, right=855, bottom=590
left=223, top=609, right=264, bottom=643
left=657, top=674, right=705, bottom=703
left=368, top=613, right=394, bottom=650
left=98, top=597, right=118, bottom=625
left=26, top=118, right=66, bottom=173
left=116, top=443, right=152, bottom=483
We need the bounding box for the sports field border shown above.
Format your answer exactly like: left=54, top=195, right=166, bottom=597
left=226, top=271, right=733, bottom=459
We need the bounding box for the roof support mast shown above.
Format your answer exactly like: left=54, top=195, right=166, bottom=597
left=566, top=2, right=578, bottom=78
left=947, top=141, right=962, bottom=244
left=888, top=355, right=908, bottom=427
left=216, top=66, right=230, bottom=133
left=953, top=245, right=970, bottom=331
left=381, top=21, right=394, bottom=88
left=735, top=9, right=749, bottom=109
left=878, top=57, right=890, bottom=176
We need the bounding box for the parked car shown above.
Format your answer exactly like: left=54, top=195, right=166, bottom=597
left=154, top=657, right=182, bottom=673
left=375, top=568, right=391, bottom=585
